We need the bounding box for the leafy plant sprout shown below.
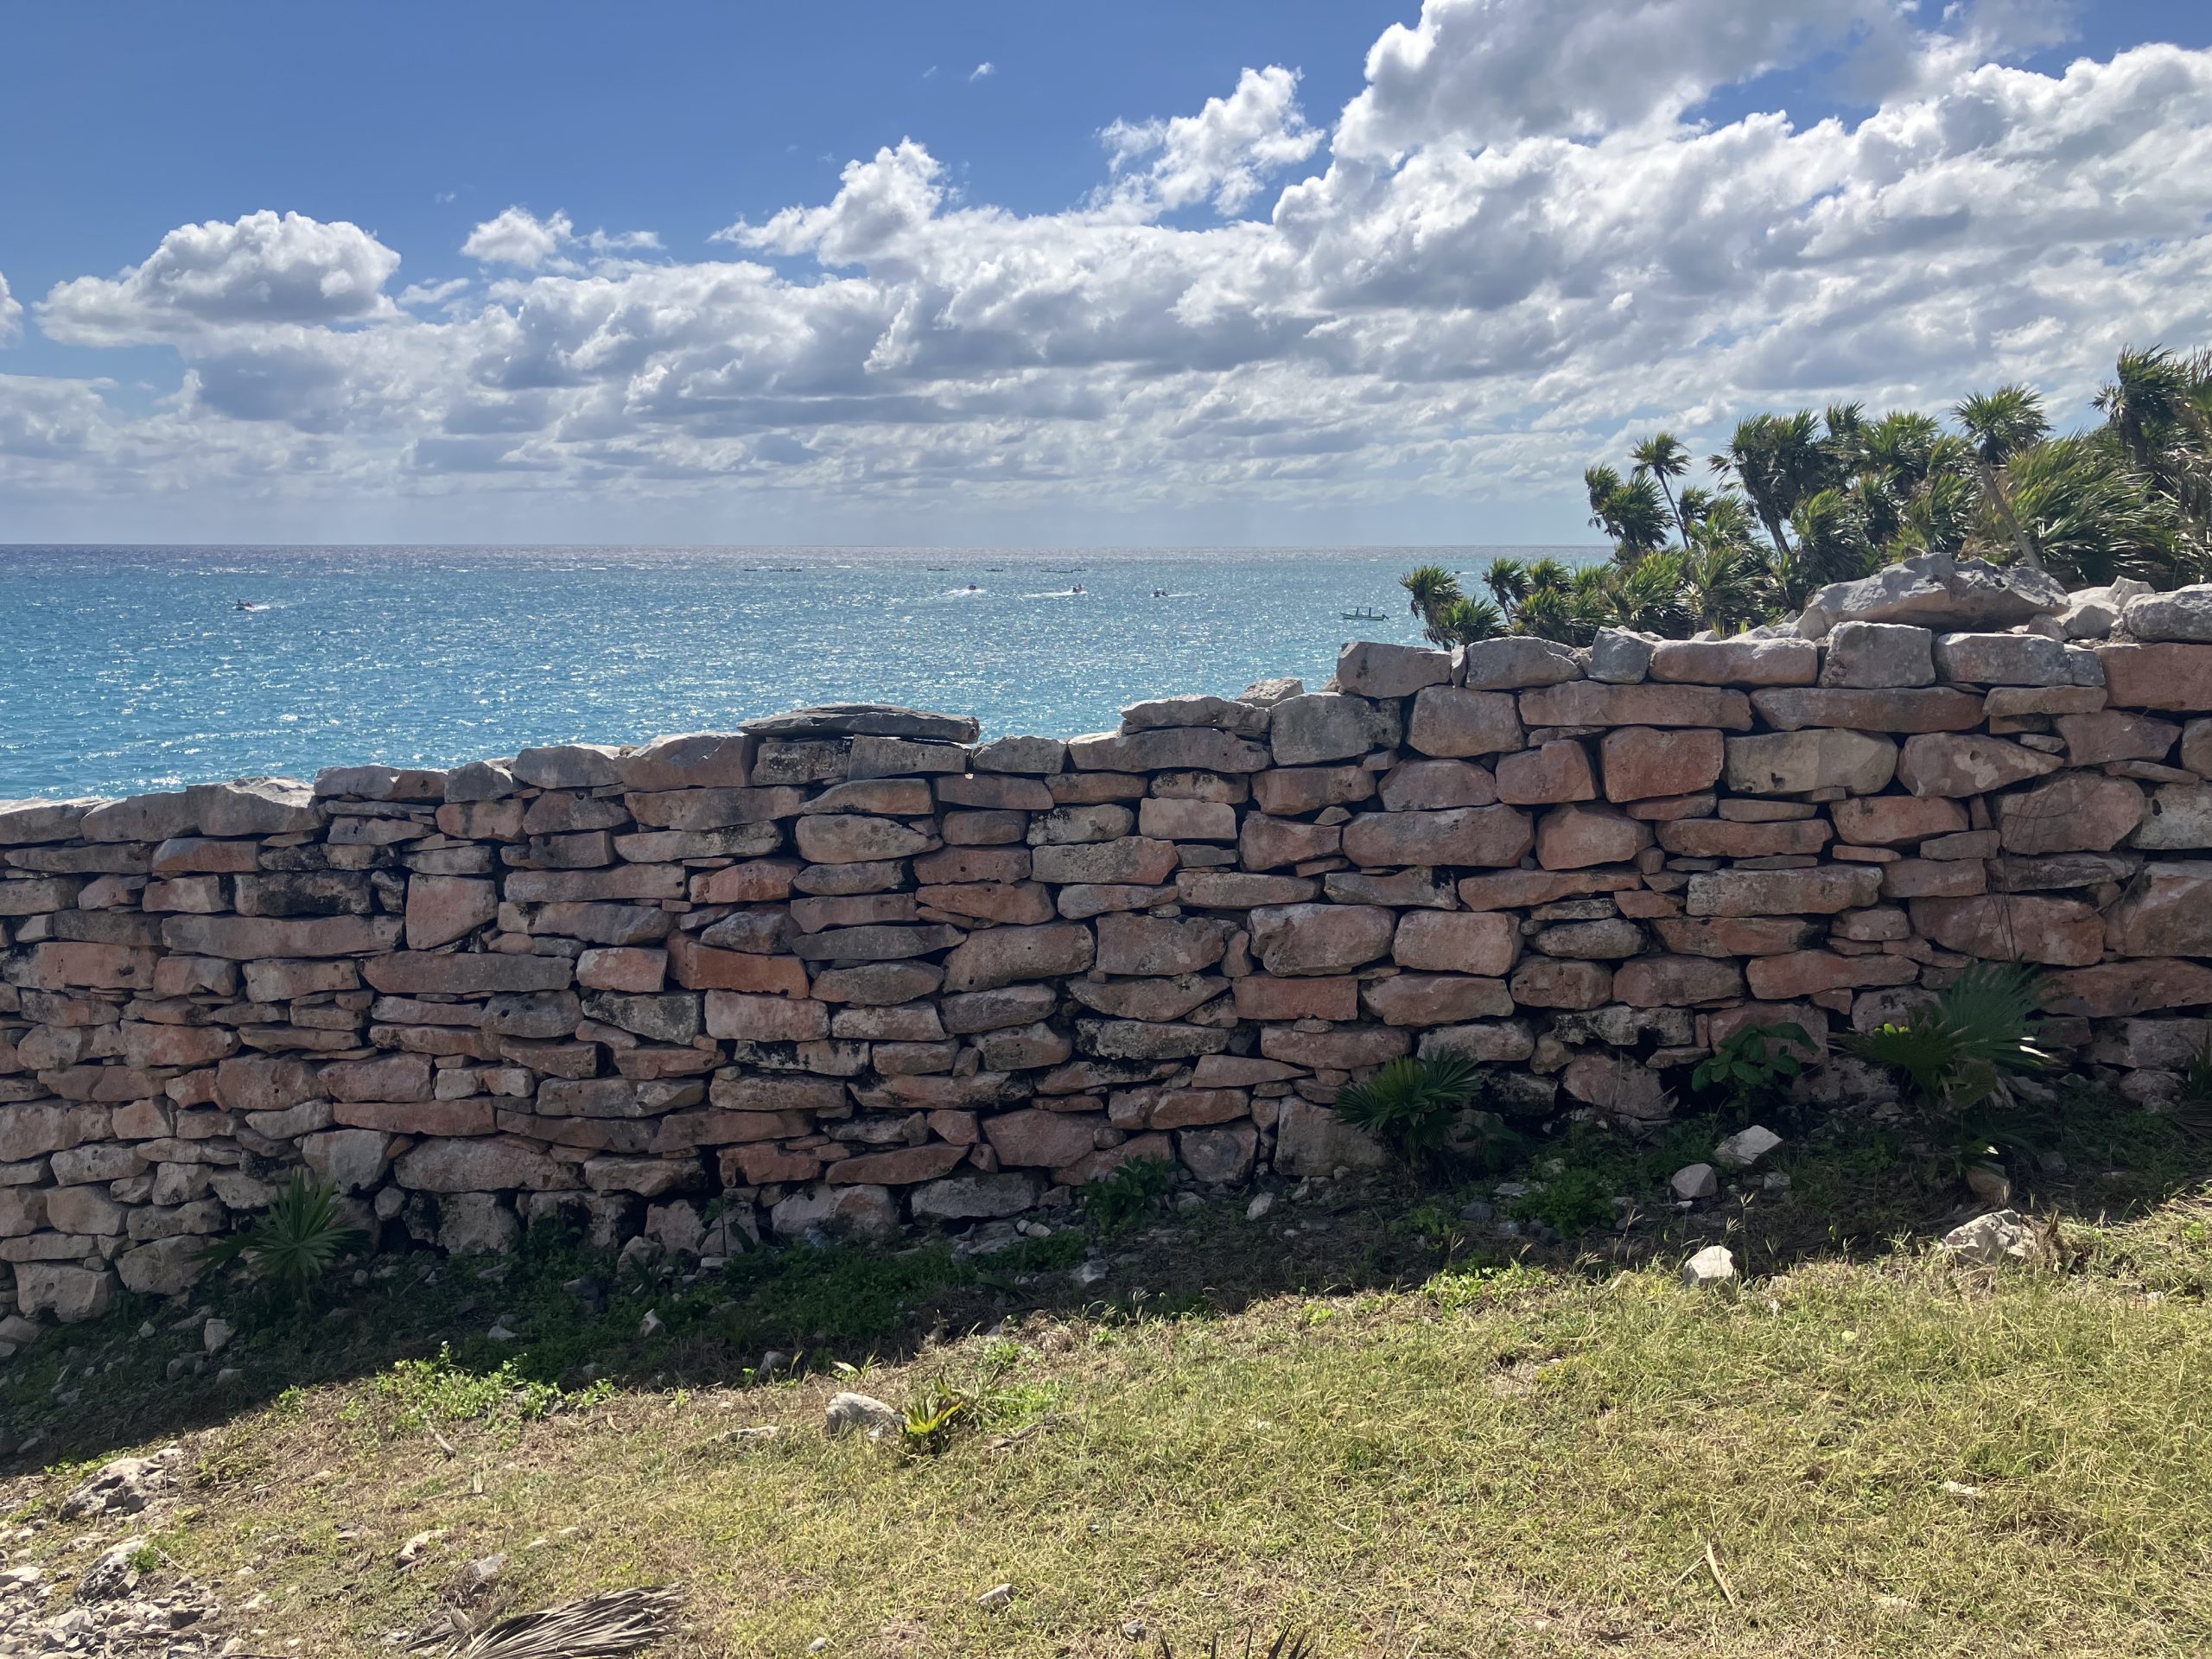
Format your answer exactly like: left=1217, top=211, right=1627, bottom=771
left=199, top=1171, right=368, bottom=1305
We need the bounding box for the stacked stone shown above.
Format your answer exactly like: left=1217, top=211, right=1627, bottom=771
left=3, top=563, right=2212, bottom=1330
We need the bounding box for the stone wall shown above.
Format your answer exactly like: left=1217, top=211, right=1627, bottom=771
left=6, top=560, right=2212, bottom=1328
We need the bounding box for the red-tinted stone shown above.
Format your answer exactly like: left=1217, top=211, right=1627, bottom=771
left=1534, top=804, right=1652, bottom=870
left=1494, top=741, right=1598, bottom=805
left=1911, top=893, right=2104, bottom=966
left=1599, top=727, right=1725, bottom=803
left=1391, top=910, right=1520, bottom=976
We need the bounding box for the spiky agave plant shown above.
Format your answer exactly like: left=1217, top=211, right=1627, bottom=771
left=199, top=1171, right=368, bottom=1303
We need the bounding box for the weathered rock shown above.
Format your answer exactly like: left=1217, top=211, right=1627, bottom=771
left=746, top=704, right=980, bottom=742
left=2040, top=957, right=2212, bottom=1017
left=1599, top=727, right=1724, bottom=803
left=1534, top=803, right=1651, bottom=870
left=1268, top=694, right=1401, bottom=766
left=1495, top=741, right=1597, bottom=805
left=1656, top=817, right=1829, bottom=858
left=1821, top=621, right=1935, bottom=689
left=1912, top=893, right=2104, bottom=965
left=1334, top=641, right=1453, bottom=698
left=404, top=875, right=498, bottom=950
left=1894, top=734, right=2062, bottom=798
left=1247, top=904, right=1395, bottom=976
left=969, top=734, right=1067, bottom=774
left=912, top=1173, right=1040, bottom=1221
left=1685, top=865, right=1882, bottom=916
left=1519, top=681, right=1751, bottom=730
left=1119, top=694, right=1272, bottom=737
left=1508, top=957, right=1613, bottom=1009
left=1589, top=628, right=1657, bottom=683
left=941, top=923, right=1096, bottom=992
left=1723, top=730, right=1897, bottom=796
left=1671, top=1162, right=1718, bottom=1200
left=2097, top=643, right=2212, bottom=711
left=1995, top=773, right=2145, bottom=854
left=1751, top=687, right=1984, bottom=734
left=1274, top=1096, right=1391, bottom=1176
left=1095, top=912, right=1230, bottom=976
left=1829, top=795, right=1969, bottom=845
left=1252, top=765, right=1376, bottom=815
left=1941, top=1209, right=2043, bottom=1266
left=1460, top=636, right=1583, bottom=690
left=1404, top=688, right=1524, bottom=758
left=2058, top=578, right=2152, bottom=640
left=1362, top=974, right=1513, bottom=1026
left=1681, top=1244, right=1738, bottom=1287
left=2055, top=710, right=2179, bottom=767
left=1068, top=728, right=1272, bottom=773
left=2130, top=783, right=2212, bottom=850
left=1031, top=837, right=1179, bottom=886
left=1341, top=805, right=1534, bottom=868
left=1611, top=955, right=1744, bottom=1006
left=1651, top=916, right=1817, bottom=956
left=2121, top=584, right=2212, bottom=643
left=1713, top=1125, right=1782, bottom=1169
left=1649, top=637, right=1818, bottom=686
left=1796, top=552, right=2068, bottom=638
left=825, top=1390, right=903, bottom=1436
left=2103, top=862, right=2212, bottom=957
left=1392, top=910, right=1520, bottom=976
left=1931, top=632, right=2079, bottom=687
left=772, top=1183, right=899, bottom=1239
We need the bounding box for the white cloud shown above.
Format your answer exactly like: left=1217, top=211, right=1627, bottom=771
left=0, top=272, right=20, bottom=345
left=1104, top=66, right=1321, bottom=215
left=39, top=210, right=401, bottom=344
left=10, top=3, right=2212, bottom=537
left=970, top=61, right=994, bottom=81
left=461, top=206, right=575, bottom=268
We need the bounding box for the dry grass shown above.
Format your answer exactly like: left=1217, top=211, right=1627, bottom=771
left=9, top=1198, right=2212, bottom=1659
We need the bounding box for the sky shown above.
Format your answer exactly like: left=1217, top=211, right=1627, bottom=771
left=2, top=0, right=2210, bottom=547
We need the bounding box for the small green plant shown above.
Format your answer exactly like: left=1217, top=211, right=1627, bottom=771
left=1841, top=962, right=2050, bottom=1116
left=198, top=1172, right=366, bottom=1303
left=1693, top=1021, right=1809, bottom=1119
left=1332, top=1055, right=1479, bottom=1178
left=373, top=1344, right=612, bottom=1429
left=899, top=1377, right=978, bottom=1454
left=1841, top=962, right=2055, bottom=1166
left=1510, top=1165, right=1618, bottom=1236
left=1080, top=1156, right=1176, bottom=1233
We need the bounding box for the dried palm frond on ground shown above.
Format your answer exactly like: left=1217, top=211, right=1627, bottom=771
left=1158, top=1630, right=1312, bottom=1659
left=410, top=1586, right=679, bottom=1659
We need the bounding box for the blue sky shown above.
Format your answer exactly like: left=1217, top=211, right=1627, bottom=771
left=3, top=0, right=2210, bottom=545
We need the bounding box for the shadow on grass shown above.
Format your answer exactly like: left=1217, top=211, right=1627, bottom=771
left=9, top=1094, right=2210, bottom=1471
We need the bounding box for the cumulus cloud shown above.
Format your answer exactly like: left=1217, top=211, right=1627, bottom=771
left=969, top=61, right=994, bottom=81
left=462, top=206, right=575, bottom=268
left=11, top=2, right=2212, bottom=531
left=38, top=211, right=401, bottom=346
left=1104, top=66, right=1321, bottom=215
left=0, top=273, right=19, bottom=346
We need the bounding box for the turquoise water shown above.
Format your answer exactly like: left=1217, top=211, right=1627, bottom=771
left=0, top=545, right=1595, bottom=798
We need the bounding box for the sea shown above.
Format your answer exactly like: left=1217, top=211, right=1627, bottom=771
left=0, top=545, right=1599, bottom=799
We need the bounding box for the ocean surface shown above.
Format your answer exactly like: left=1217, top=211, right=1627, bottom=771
left=0, top=545, right=1599, bottom=799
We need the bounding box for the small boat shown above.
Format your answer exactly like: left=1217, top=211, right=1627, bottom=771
left=1340, top=605, right=1386, bottom=622
left=235, top=601, right=265, bottom=612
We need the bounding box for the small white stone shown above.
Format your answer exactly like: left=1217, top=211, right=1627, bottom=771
left=977, top=1584, right=1014, bottom=1609
left=1941, top=1209, right=2042, bottom=1266
left=1670, top=1163, right=1718, bottom=1201
left=638, top=1309, right=664, bottom=1339
left=1713, top=1125, right=1783, bottom=1169
left=823, top=1391, right=902, bottom=1438
left=1681, top=1244, right=1738, bottom=1288
left=201, top=1318, right=233, bottom=1356
left=1244, top=1192, right=1275, bottom=1222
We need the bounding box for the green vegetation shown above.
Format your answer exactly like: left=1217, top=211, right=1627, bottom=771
left=10, top=1184, right=2212, bottom=1657
left=1691, top=1021, right=1810, bottom=1123
left=1841, top=962, right=2053, bottom=1169
left=197, top=1172, right=366, bottom=1306
left=1330, top=1055, right=1482, bottom=1178
left=1081, top=1157, right=1179, bottom=1232
left=1405, top=343, right=2212, bottom=644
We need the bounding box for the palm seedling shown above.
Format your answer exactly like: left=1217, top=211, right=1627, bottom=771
left=1840, top=962, right=2053, bottom=1164
left=199, top=1171, right=368, bottom=1303
left=1332, top=1055, right=1480, bottom=1179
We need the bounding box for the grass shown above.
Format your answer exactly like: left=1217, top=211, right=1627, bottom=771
left=5, top=1102, right=2210, bottom=1656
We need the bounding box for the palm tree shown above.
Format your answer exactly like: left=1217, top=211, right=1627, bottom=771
left=1399, top=564, right=1463, bottom=639
left=1480, top=556, right=1529, bottom=613
left=1609, top=551, right=1691, bottom=635
left=2001, top=435, right=2187, bottom=587
left=1712, top=410, right=1823, bottom=559
left=1431, top=595, right=1507, bottom=645
left=1524, top=556, right=1574, bottom=594
left=1584, top=465, right=1624, bottom=537
left=1682, top=543, right=1769, bottom=634
left=1630, top=432, right=1694, bottom=547
left=1790, top=487, right=1873, bottom=588
left=1955, top=385, right=2050, bottom=569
